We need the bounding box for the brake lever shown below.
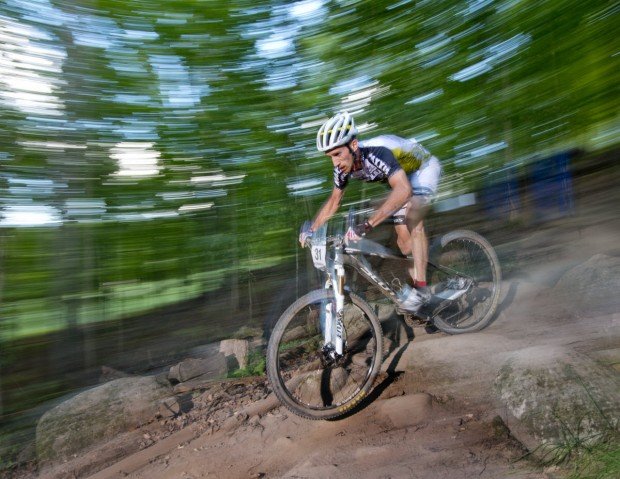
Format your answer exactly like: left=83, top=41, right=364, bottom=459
left=300, top=220, right=313, bottom=247
left=300, top=220, right=312, bottom=235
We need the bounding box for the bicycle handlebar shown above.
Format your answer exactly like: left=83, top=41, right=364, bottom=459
left=301, top=205, right=360, bottom=249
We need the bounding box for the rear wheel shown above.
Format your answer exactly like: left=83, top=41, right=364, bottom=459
left=428, top=230, right=501, bottom=334
left=266, top=289, right=383, bottom=420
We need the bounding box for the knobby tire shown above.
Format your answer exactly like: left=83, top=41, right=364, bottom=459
left=428, top=230, right=501, bottom=334
left=266, top=289, right=383, bottom=420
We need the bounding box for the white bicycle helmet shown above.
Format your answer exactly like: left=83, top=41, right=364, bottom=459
left=316, top=111, right=358, bottom=152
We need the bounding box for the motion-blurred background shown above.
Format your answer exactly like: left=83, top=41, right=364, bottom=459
left=0, top=0, right=617, bottom=466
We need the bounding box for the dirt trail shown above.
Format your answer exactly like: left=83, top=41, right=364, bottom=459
left=66, top=217, right=618, bottom=479
left=34, top=165, right=619, bottom=479
left=112, top=392, right=536, bottom=479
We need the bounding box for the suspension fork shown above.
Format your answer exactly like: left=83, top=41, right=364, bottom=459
left=323, top=249, right=346, bottom=356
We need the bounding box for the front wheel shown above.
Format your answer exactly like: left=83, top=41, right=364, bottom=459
left=428, top=230, right=502, bottom=334
left=266, top=289, right=383, bottom=420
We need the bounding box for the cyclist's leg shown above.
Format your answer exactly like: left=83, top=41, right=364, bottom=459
left=406, top=198, right=430, bottom=284
left=406, top=157, right=442, bottom=286
left=392, top=205, right=412, bottom=255
left=392, top=206, right=419, bottom=286
left=392, top=192, right=430, bottom=284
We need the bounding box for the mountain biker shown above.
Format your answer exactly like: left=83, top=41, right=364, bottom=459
left=299, top=111, right=442, bottom=312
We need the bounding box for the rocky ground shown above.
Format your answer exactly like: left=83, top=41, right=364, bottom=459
left=6, top=162, right=620, bottom=479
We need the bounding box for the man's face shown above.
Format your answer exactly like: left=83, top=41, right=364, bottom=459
left=326, top=139, right=358, bottom=174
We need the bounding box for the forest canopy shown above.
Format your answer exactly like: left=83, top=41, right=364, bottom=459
left=0, top=0, right=618, bottom=339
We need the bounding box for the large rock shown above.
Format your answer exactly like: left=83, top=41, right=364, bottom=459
left=495, top=346, right=620, bottom=453
left=36, top=376, right=171, bottom=463
left=187, top=339, right=252, bottom=374
left=552, top=254, right=620, bottom=314
left=219, top=339, right=249, bottom=370
left=168, top=353, right=228, bottom=383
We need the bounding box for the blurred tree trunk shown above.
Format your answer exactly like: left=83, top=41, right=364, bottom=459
left=51, top=223, right=85, bottom=380
left=81, top=224, right=97, bottom=369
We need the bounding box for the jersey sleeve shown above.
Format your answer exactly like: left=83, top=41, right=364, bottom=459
left=333, top=166, right=349, bottom=190
left=365, top=146, right=402, bottom=179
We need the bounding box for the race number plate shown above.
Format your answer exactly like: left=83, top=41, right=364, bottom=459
left=311, top=241, right=326, bottom=269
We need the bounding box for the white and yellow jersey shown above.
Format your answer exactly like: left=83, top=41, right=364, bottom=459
left=360, top=134, right=433, bottom=174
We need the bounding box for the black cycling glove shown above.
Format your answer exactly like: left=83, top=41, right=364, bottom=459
left=351, top=220, right=373, bottom=237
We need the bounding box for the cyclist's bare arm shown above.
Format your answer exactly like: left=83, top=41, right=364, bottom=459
left=368, top=170, right=411, bottom=227
left=312, top=187, right=344, bottom=231
left=311, top=187, right=345, bottom=231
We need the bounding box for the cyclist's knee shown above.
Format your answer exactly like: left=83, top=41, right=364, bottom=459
left=410, top=221, right=425, bottom=237
left=405, top=201, right=429, bottom=228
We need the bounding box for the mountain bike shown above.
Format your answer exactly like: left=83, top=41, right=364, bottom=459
left=266, top=213, right=501, bottom=420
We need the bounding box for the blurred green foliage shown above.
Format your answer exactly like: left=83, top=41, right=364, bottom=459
left=0, top=0, right=620, bottom=462
left=1, top=0, right=617, bottom=340
left=0, top=0, right=617, bottom=429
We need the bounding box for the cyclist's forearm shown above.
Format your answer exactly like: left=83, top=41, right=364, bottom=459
left=369, top=185, right=410, bottom=227
left=311, top=193, right=341, bottom=230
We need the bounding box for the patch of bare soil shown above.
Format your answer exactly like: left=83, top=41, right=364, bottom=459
left=22, top=377, right=273, bottom=479
left=12, top=163, right=619, bottom=479
left=86, top=374, right=544, bottom=479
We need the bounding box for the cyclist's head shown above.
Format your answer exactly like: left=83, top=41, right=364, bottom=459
left=316, top=111, right=358, bottom=152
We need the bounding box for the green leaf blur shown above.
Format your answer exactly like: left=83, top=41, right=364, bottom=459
left=0, top=0, right=617, bottom=439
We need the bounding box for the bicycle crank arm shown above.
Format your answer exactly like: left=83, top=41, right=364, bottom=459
left=433, top=288, right=468, bottom=301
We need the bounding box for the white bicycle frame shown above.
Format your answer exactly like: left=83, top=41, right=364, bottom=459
left=306, top=220, right=476, bottom=355
left=310, top=225, right=345, bottom=356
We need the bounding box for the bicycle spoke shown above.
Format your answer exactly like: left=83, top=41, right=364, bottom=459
left=429, top=232, right=501, bottom=333
left=272, top=294, right=380, bottom=413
